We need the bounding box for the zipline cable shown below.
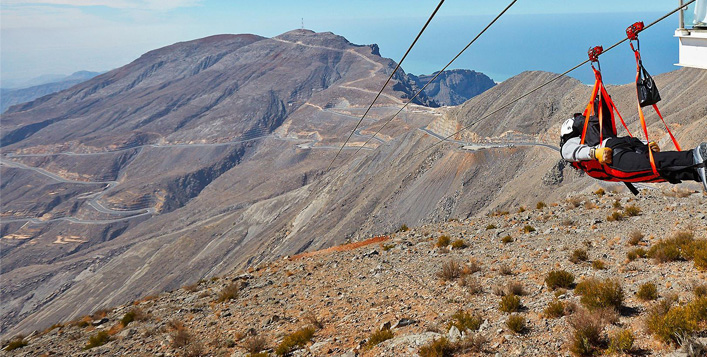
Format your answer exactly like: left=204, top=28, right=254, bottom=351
left=410, top=0, right=695, bottom=160
left=326, top=0, right=446, bottom=171
left=353, top=0, right=519, bottom=157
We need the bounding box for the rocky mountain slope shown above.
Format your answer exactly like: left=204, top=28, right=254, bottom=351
left=0, top=71, right=101, bottom=113
left=408, top=69, right=496, bottom=106
left=1, top=28, right=706, bottom=341
left=4, top=189, right=706, bottom=356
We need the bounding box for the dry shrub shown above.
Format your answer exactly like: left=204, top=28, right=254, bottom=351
left=628, top=230, right=643, bottom=245
left=627, top=247, right=647, bottom=261
left=467, top=258, right=482, bottom=273
left=419, top=337, right=455, bottom=357
left=4, top=336, right=28, bottom=351
left=243, top=335, right=267, bottom=353
left=507, top=281, right=527, bottom=296
left=436, top=235, right=451, bottom=247
left=449, top=310, right=482, bottom=332
left=366, top=328, right=394, bottom=348
left=591, top=260, right=606, bottom=270
left=536, top=201, right=547, bottom=209
left=561, top=218, right=575, bottom=226
left=499, top=294, right=521, bottom=313
left=584, top=201, right=598, bottom=209
left=486, top=224, right=497, bottom=230
left=613, top=199, right=622, bottom=209
left=567, top=196, right=582, bottom=208
left=217, top=282, right=242, bottom=302
left=460, top=276, right=482, bottom=295
left=595, top=188, right=605, bottom=196
left=506, top=314, right=526, bottom=334
left=451, top=239, right=467, bottom=249
left=437, top=260, right=463, bottom=281
left=303, top=312, right=323, bottom=330
left=648, top=230, right=695, bottom=263
left=492, top=285, right=506, bottom=296
left=120, top=308, right=149, bottom=327
left=694, top=283, right=707, bottom=298
left=570, top=249, right=589, bottom=264
left=606, top=211, right=624, bottom=222
left=568, top=309, right=606, bottom=356
left=523, top=225, right=536, bottom=233
left=636, top=283, right=658, bottom=301
left=397, top=224, right=409, bottom=232
left=663, top=187, right=693, bottom=198
left=574, top=278, right=623, bottom=311
left=275, top=327, right=315, bottom=356
left=182, top=283, right=200, bottom=292
left=84, top=331, right=110, bottom=350
left=545, top=270, right=575, bottom=290
left=455, top=334, right=487, bottom=354
left=544, top=299, right=566, bottom=318
left=501, top=235, right=513, bottom=244
left=607, top=328, right=634, bottom=354
left=499, top=263, right=514, bottom=275
left=623, top=205, right=641, bottom=217
left=168, top=321, right=192, bottom=348
left=91, top=309, right=109, bottom=320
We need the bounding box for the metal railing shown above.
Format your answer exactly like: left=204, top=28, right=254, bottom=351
left=680, top=0, right=706, bottom=29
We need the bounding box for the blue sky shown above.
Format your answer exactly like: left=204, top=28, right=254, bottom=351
left=0, top=0, right=687, bottom=86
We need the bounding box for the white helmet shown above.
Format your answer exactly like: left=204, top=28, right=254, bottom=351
left=561, top=118, right=575, bottom=136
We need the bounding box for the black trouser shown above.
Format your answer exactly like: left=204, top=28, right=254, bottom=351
left=606, top=137, right=699, bottom=183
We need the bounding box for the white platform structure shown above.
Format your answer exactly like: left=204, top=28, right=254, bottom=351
left=676, top=0, right=707, bottom=69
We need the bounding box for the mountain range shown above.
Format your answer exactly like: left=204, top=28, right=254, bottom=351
left=1, top=71, right=102, bottom=113
left=1, top=29, right=706, bottom=340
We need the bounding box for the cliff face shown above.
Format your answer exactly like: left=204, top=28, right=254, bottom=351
left=408, top=69, right=496, bottom=106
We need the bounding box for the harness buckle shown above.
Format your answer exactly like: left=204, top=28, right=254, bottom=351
left=588, top=46, right=603, bottom=62
left=626, top=21, right=644, bottom=41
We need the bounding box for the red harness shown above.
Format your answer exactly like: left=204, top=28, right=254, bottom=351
left=571, top=26, right=682, bottom=184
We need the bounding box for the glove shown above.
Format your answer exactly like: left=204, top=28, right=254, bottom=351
left=591, top=147, right=613, bottom=165
left=648, top=141, right=660, bottom=152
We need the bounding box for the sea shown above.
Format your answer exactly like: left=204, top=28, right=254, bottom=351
left=316, top=12, right=683, bottom=85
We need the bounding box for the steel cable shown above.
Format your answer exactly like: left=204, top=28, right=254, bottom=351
left=326, top=0, right=446, bottom=171
left=411, top=0, right=696, bottom=160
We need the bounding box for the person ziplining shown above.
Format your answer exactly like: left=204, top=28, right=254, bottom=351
left=560, top=22, right=707, bottom=193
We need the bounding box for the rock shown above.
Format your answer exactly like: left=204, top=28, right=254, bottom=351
left=379, top=321, right=392, bottom=331
left=92, top=318, right=109, bottom=326
left=479, top=319, right=490, bottom=331
left=448, top=326, right=461, bottom=342
left=392, top=318, right=416, bottom=329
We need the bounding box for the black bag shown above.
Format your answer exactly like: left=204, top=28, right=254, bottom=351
left=636, top=60, right=661, bottom=107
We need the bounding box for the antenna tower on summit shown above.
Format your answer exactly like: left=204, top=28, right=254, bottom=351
left=301, top=18, right=304, bottom=30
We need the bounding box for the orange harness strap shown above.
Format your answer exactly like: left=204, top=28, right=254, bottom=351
left=630, top=41, right=681, bottom=177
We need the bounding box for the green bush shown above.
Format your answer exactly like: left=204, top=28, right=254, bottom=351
left=545, top=270, right=575, bottom=290
left=499, top=294, right=521, bottom=313
left=575, top=278, right=623, bottom=311
left=449, top=310, right=482, bottom=332
left=84, top=331, right=110, bottom=350
left=366, top=328, right=394, bottom=348
left=636, top=283, right=658, bottom=301
left=506, top=314, right=526, bottom=334
left=275, top=327, right=315, bottom=356
left=607, top=329, right=634, bottom=354
left=644, top=297, right=707, bottom=345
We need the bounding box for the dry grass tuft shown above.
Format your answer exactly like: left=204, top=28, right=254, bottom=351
left=243, top=335, right=268, bottom=354
left=545, top=270, right=575, bottom=290
left=436, top=235, right=451, bottom=248
left=569, top=249, right=589, bottom=264
left=636, top=283, right=658, bottom=301
left=437, top=260, right=464, bottom=281
left=506, top=314, right=526, bottom=334
left=275, top=327, right=315, bottom=356
left=449, top=310, right=482, bottom=332
left=607, top=329, right=634, bottom=354
left=217, top=282, right=242, bottom=302
left=567, top=309, right=606, bottom=356
left=366, top=328, right=394, bottom=349
left=544, top=299, right=566, bottom=318
left=499, top=294, right=521, bottom=313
